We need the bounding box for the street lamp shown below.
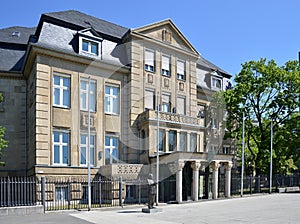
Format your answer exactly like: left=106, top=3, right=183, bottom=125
left=241, top=112, right=245, bottom=197
left=270, top=119, right=273, bottom=194
left=156, top=91, right=160, bottom=205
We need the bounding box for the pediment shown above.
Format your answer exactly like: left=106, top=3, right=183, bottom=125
left=78, top=27, right=103, bottom=40
left=133, top=20, right=199, bottom=55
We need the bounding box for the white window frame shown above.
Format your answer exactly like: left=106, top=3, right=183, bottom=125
left=223, top=145, right=230, bottom=154
left=162, top=55, right=170, bottom=77
left=80, top=134, right=96, bottom=166
left=190, top=133, right=197, bottom=152
left=105, top=84, right=120, bottom=115
left=80, top=37, right=99, bottom=56
left=161, top=93, right=171, bottom=113
left=53, top=73, right=70, bottom=108
left=145, top=49, right=155, bottom=72
left=105, top=135, right=119, bottom=164
left=80, top=78, right=96, bottom=112
left=177, top=96, right=186, bottom=115
left=53, top=130, right=70, bottom=166
left=145, top=89, right=155, bottom=110
left=177, top=60, right=185, bottom=80
left=159, top=129, right=166, bottom=152
left=212, top=117, right=218, bottom=129
left=179, top=132, right=187, bottom=152
left=211, top=77, right=222, bottom=90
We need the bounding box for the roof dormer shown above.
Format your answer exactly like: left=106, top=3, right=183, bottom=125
left=77, top=27, right=103, bottom=58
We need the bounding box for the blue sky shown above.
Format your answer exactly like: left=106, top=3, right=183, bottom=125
left=1, top=0, right=299, bottom=77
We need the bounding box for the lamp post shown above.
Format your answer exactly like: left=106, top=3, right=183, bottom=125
left=156, top=91, right=160, bottom=205
left=241, top=112, right=245, bottom=197
left=270, top=119, right=273, bottom=194
left=87, top=76, right=91, bottom=211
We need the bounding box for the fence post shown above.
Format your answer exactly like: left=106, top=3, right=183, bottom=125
left=99, top=176, right=102, bottom=207
left=119, top=177, right=123, bottom=207
left=250, top=175, right=252, bottom=195
left=7, top=177, right=11, bottom=207
left=67, top=178, right=71, bottom=210
left=41, top=176, right=46, bottom=213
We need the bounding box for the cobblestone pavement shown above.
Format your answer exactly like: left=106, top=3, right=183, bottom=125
left=0, top=194, right=299, bottom=224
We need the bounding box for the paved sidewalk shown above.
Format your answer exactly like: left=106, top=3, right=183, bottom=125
left=1, top=194, right=299, bottom=224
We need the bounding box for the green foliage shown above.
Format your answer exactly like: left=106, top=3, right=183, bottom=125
left=0, top=92, right=8, bottom=166
left=217, top=58, right=300, bottom=175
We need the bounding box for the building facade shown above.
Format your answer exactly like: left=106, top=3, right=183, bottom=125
left=0, top=10, right=235, bottom=203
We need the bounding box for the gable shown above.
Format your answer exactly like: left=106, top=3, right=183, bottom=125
left=132, top=20, right=199, bottom=56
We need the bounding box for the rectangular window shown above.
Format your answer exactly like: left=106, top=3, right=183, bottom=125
left=80, top=134, right=95, bottom=166
left=56, top=187, right=68, bottom=201
left=177, top=96, right=186, bottom=115
left=145, top=49, right=155, bottom=72
left=159, top=129, right=166, bottom=152
left=145, top=89, right=155, bottom=110
left=211, top=145, right=219, bottom=152
left=161, top=93, right=171, bottom=112
left=53, top=130, right=69, bottom=165
left=53, top=74, right=70, bottom=108
left=162, top=55, right=170, bottom=76
left=82, top=39, right=99, bottom=55
left=179, top=132, right=187, bottom=152
left=80, top=79, right=96, bottom=112
left=223, top=146, right=230, bottom=154
left=212, top=77, right=222, bottom=90
left=177, top=60, right=185, bottom=80
left=169, top=130, right=177, bottom=152
left=105, top=85, right=119, bottom=115
left=190, top=133, right=197, bottom=152
left=105, top=135, right=118, bottom=164
left=212, top=117, right=218, bottom=129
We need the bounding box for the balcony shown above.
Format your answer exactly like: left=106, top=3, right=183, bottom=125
left=137, top=110, right=204, bottom=128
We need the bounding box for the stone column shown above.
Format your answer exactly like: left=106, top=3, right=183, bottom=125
left=225, top=162, right=233, bottom=198
left=191, top=161, right=201, bottom=201
left=176, top=161, right=185, bottom=203
left=211, top=161, right=220, bottom=200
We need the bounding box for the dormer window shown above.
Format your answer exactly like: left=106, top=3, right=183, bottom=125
left=211, top=77, right=222, bottom=90
left=78, top=27, right=103, bottom=58
left=82, top=39, right=99, bottom=55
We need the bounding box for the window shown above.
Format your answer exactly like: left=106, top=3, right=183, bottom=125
left=190, top=133, right=197, bottom=152
left=81, top=39, right=99, bottom=55
left=223, top=146, right=230, bottom=154
left=145, top=49, right=155, bottom=72
left=177, top=60, right=185, bottom=80
left=179, top=132, right=187, bottom=152
left=212, top=117, right=218, bottom=129
left=80, top=79, right=96, bottom=112
left=53, top=131, right=69, bottom=165
left=56, top=187, right=68, bottom=201
left=212, top=77, right=222, bottom=90
left=177, top=96, right=186, bottom=115
left=105, top=85, right=119, bottom=114
left=211, top=145, right=219, bottom=152
left=161, top=93, right=171, bottom=112
left=169, top=130, right=177, bottom=152
left=159, top=129, right=166, bottom=152
left=162, top=55, right=170, bottom=76
left=53, top=74, right=70, bottom=108
left=105, top=135, right=118, bottom=164
left=145, top=89, right=155, bottom=110
left=80, top=134, right=95, bottom=166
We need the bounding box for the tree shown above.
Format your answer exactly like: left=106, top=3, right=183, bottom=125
left=0, top=93, right=8, bottom=166
left=215, top=58, right=300, bottom=175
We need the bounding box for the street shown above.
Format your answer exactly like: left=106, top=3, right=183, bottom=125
left=0, top=194, right=299, bottom=224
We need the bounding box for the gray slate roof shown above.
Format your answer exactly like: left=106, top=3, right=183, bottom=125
left=197, top=56, right=230, bottom=77
left=43, top=10, right=129, bottom=40
left=0, top=26, right=36, bottom=45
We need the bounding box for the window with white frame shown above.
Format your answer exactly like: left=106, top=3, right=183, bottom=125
left=80, top=79, right=96, bottom=112
left=162, top=55, right=170, bottom=76
left=169, top=130, right=177, bottom=152
left=177, top=96, right=186, bottom=115
left=105, top=135, right=118, bottom=164
left=223, top=146, right=230, bottom=154
left=53, top=130, right=70, bottom=165
left=105, top=85, right=119, bottom=115
left=211, top=77, right=222, bottom=90
left=190, top=133, right=197, bottom=152
left=179, top=132, right=187, bottom=152
left=177, top=60, right=185, bottom=80
left=81, top=39, right=99, bottom=55
left=53, top=73, right=70, bottom=108
left=80, top=134, right=95, bottom=166
left=145, top=49, right=155, bottom=72
left=161, top=93, right=171, bottom=112
left=145, top=89, right=155, bottom=110
left=212, top=117, right=218, bottom=129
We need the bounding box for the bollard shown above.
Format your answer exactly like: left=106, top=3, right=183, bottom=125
left=41, top=176, right=46, bottom=213
left=119, top=177, right=123, bottom=207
